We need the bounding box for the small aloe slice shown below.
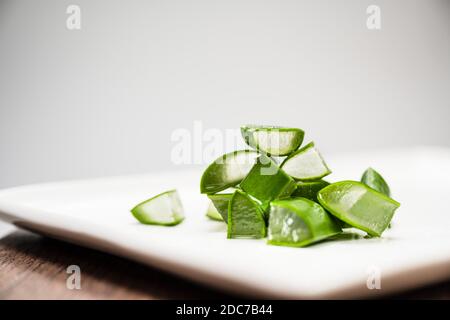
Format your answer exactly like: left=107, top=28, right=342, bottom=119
left=281, top=142, right=331, bottom=180
left=317, top=181, right=400, bottom=237
left=361, top=167, right=390, bottom=197
left=241, top=125, right=304, bottom=156
left=131, top=190, right=184, bottom=226
left=227, top=190, right=266, bottom=239
left=268, top=198, right=341, bottom=247
left=240, top=155, right=296, bottom=213
left=207, top=193, right=233, bottom=222
left=200, top=150, right=259, bottom=194
left=292, top=180, right=330, bottom=201
left=205, top=201, right=224, bottom=221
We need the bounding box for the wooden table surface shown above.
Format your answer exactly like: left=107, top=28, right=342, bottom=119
left=0, top=227, right=449, bottom=300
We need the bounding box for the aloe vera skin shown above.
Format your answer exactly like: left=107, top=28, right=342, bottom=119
left=240, top=125, right=305, bottom=156
left=200, top=150, right=259, bottom=194
left=292, top=180, right=330, bottom=202
left=361, top=167, right=391, bottom=197
left=281, top=142, right=331, bottom=181
left=239, top=155, right=297, bottom=213
left=131, top=190, right=184, bottom=226
left=268, top=198, right=342, bottom=247
left=227, top=190, right=266, bottom=239
left=208, top=193, right=233, bottom=222
left=317, top=181, right=400, bottom=237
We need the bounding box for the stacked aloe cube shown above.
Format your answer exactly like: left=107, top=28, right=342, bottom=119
left=201, top=125, right=400, bottom=247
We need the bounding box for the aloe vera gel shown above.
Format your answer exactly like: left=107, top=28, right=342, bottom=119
left=131, top=190, right=184, bottom=226
left=268, top=198, right=341, bottom=247
left=200, top=125, right=400, bottom=246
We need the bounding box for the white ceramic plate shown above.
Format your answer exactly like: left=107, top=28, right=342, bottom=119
left=0, top=147, right=449, bottom=299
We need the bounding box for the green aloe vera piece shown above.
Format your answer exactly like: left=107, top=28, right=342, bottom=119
left=241, top=125, right=305, bottom=156
left=200, top=150, right=259, bottom=194
left=227, top=190, right=266, bottom=239
left=268, top=197, right=341, bottom=247
left=281, top=142, right=331, bottom=181
left=207, top=193, right=233, bottom=222
left=239, top=155, right=297, bottom=212
left=292, top=180, right=330, bottom=201
left=131, top=190, right=184, bottom=226
left=205, top=201, right=224, bottom=221
left=361, top=167, right=391, bottom=197
left=317, top=181, right=400, bottom=237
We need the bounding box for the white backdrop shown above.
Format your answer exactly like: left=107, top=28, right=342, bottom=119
left=0, top=0, right=449, bottom=189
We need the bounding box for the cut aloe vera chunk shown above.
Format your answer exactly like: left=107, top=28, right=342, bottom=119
left=207, top=193, right=233, bottom=222
left=131, top=190, right=184, bottom=226
left=200, top=150, right=259, bottom=194
left=361, top=167, right=390, bottom=197
left=206, top=201, right=224, bottom=221
left=241, top=125, right=305, bottom=156
left=227, top=190, right=266, bottom=239
left=292, top=180, right=330, bottom=201
left=268, top=198, right=341, bottom=247
left=240, top=155, right=296, bottom=212
left=281, top=142, right=331, bottom=180
left=317, top=181, right=400, bottom=237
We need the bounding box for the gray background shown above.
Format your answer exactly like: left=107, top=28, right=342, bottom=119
left=0, top=0, right=449, bottom=189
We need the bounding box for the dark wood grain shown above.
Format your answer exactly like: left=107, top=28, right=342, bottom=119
left=0, top=230, right=449, bottom=300
left=0, top=230, right=232, bottom=300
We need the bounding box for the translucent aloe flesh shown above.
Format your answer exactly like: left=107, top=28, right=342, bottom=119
left=206, top=201, right=224, bottom=221
left=268, top=198, right=341, bottom=247
left=281, top=142, right=331, bottom=180
left=131, top=190, right=184, bottom=226
left=241, top=125, right=305, bottom=156
left=200, top=150, right=259, bottom=194
left=317, top=181, right=400, bottom=237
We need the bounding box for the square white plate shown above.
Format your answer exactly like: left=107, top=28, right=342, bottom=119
left=0, top=147, right=449, bottom=299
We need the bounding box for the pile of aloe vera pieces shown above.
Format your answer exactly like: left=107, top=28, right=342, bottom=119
left=202, top=125, right=400, bottom=247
